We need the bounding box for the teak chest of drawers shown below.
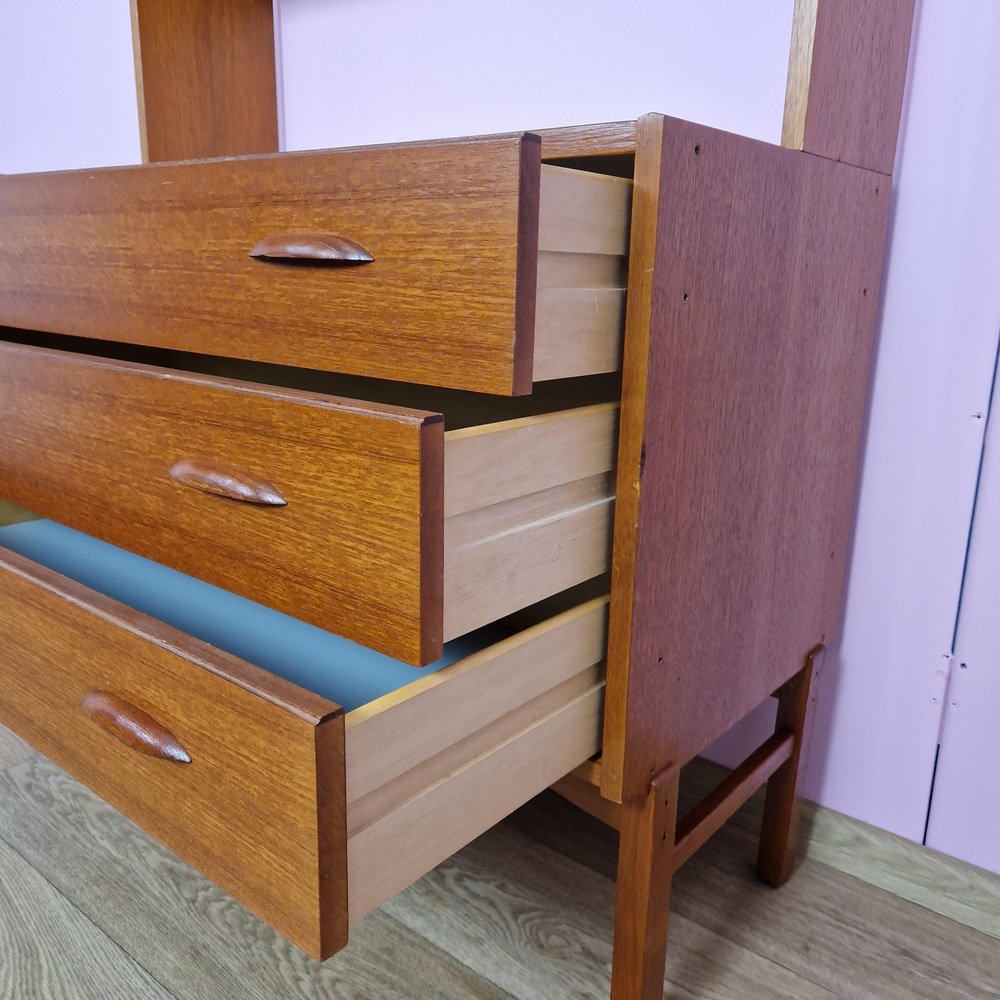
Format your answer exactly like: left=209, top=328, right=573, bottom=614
left=0, top=107, right=899, bottom=996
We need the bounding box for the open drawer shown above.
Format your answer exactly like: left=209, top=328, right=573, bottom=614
left=0, top=541, right=606, bottom=961
left=0, top=136, right=631, bottom=394
left=0, top=340, right=616, bottom=663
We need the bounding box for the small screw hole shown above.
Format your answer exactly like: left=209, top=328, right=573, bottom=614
left=694, top=144, right=701, bottom=155
left=682, top=292, right=689, bottom=303
left=863, top=288, right=868, bottom=297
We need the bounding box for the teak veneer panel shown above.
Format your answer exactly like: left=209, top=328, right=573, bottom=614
left=604, top=115, right=891, bottom=801
left=0, top=135, right=540, bottom=395
left=783, top=0, right=916, bottom=174
left=0, top=342, right=442, bottom=665
left=0, top=548, right=345, bottom=960
left=131, top=0, right=279, bottom=163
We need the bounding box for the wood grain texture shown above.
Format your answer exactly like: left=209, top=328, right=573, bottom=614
left=676, top=759, right=1000, bottom=941
left=757, top=650, right=822, bottom=885
left=604, top=116, right=891, bottom=801
left=782, top=0, right=819, bottom=153
left=611, top=768, right=679, bottom=1000
left=674, top=732, right=793, bottom=872
left=442, top=405, right=616, bottom=639
left=784, top=0, right=916, bottom=173
left=0, top=758, right=514, bottom=1000
left=0, top=549, right=346, bottom=960
left=346, top=598, right=608, bottom=820
left=0, top=836, right=174, bottom=1000
left=248, top=232, right=374, bottom=263
left=168, top=458, right=287, bottom=505
left=0, top=136, right=555, bottom=394
left=601, top=114, right=668, bottom=804
left=444, top=403, right=618, bottom=516
left=0, top=341, right=442, bottom=664
left=672, top=826, right=1000, bottom=1000
left=535, top=120, right=640, bottom=161
left=444, top=489, right=613, bottom=642
left=131, top=0, right=278, bottom=163
left=551, top=765, right=622, bottom=831
left=81, top=691, right=193, bottom=764
left=347, top=683, right=603, bottom=921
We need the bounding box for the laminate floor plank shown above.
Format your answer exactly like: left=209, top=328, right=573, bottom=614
left=0, top=835, right=175, bottom=1000
left=679, top=757, right=1000, bottom=937
left=0, top=758, right=512, bottom=1000
left=0, top=726, right=33, bottom=772
left=2, top=748, right=998, bottom=1000
left=675, top=839, right=1000, bottom=1000
left=803, top=804, right=1000, bottom=939
left=384, top=824, right=838, bottom=1000
left=507, top=781, right=1000, bottom=1000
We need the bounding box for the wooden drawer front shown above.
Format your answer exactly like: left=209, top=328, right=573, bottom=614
left=0, top=548, right=346, bottom=960
left=0, top=534, right=606, bottom=957
left=0, top=342, right=443, bottom=665
left=0, top=342, right=616, bottom=663
left=0, top=137, right=627, bottom=393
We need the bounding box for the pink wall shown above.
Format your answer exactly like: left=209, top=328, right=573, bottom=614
left=802, top=0, right=1000, bottom=843
left=4, top=0, right=999, bottom=856
left=926, top=358, right=1000, bottom=872
left=276, top=0, right=792, bottom=150
left=712, top=1, right=1000, bottom=853
left=0, top=1, right=140, bottom=173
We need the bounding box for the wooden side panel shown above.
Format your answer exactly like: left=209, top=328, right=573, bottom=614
left=605, top=116, right=890, bottom=799
left=783, top=0, right=915, bottom=173
left=0, top=549, right=345, bottom=960
left=0, top=135, right=538, bottom=395
left=132, top=0, right=279, bottom=162
left=0, top=342, right=443, bottom=665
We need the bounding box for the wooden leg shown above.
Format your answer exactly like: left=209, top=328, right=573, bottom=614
left=756, top=644, right=824, bottom=886
left=610, top=766, right=680, bottom=1000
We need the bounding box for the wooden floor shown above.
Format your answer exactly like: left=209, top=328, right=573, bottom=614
left=0, top=723, right=997, bottom=1000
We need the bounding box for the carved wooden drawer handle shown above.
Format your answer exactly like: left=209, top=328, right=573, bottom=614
left=249, top=233, right=374, bottom=264
left=82, top=692, right=191, bottom=764
left=169, top=459, right=287, bottom=506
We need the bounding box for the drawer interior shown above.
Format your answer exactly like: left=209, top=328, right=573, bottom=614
left=0, top=517, right=496, bottom=711
left=0, top=517, right=606, bottom=932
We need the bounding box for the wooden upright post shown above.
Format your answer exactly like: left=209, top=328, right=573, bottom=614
left=783, top=0, right=916, bottom=173
left=131, top=0, right=279, bottom=163
left=611, top=768, right=680, bottom=1000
